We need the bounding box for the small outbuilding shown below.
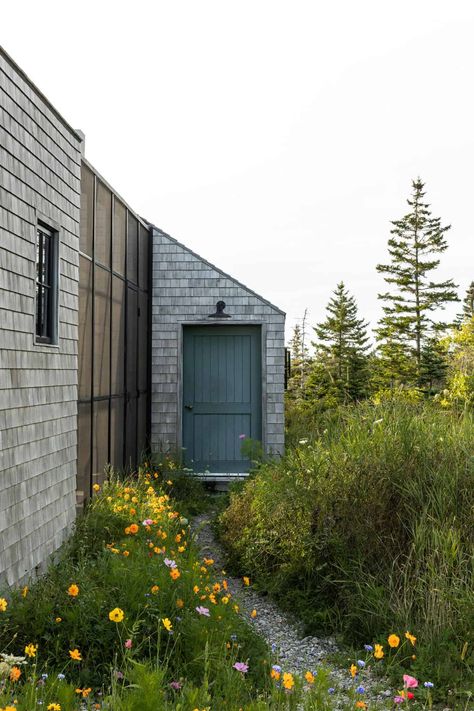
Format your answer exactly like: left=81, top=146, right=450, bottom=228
left=150, top=227, right=285, bottom=479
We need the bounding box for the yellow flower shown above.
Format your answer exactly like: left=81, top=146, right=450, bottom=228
left=69, top=648, right=82, bottom=661
left=374, top=643, right=384, bottom=659
left=9, top=666, right=21, bottom=682
left=67, top=584, right=79, bottom=597
left=75, top=688, right=92, bottom=698
left=178, top=545, right=186, bottom=553
left=55, top=617, right=62, bottom=623
left=47, top=705, right=62, bottom=711
left=1, top=706, right=17, bottom=711
left=93, top=483, right=100, bottom=492
left=166, top=480, right=173, bottom=485
left=0, top=598, right=7, bottom=612
left=203, top=557, right=214, bottom=565
left=405, top=631, right=417, bottom=646
left=21, top=585, right=28, bottom=598
left=283, top=672, right=294, bottom=690
left=151, top=585, right=160, bottom=594
left=305, top=670, right=315, bottom=684
left=170, top=568, right=181, bottom=580
left=109, top=607, right=125, bottom=622
left=162, top=617, right=173, bottom=632
left=25, top=643, right=37, bottom=657
left=234, top=604, right=239, bottom=613
left=176, top=598, right=184, bottom=608
left=243, top=576, right=250, bottom=586
left=388, top=633, right=400, bottom=648
left=222, top=596, right=229, bottom=604
left=271, top=668, right=281, bottom=680
left=251, top=609, right=257, bottom=618
left=350, top=664, right=357, bottom=678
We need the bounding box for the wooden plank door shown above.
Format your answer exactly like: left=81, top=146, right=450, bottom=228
left=183, top=326, right=262, bottom=472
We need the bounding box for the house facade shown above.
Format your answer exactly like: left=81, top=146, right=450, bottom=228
left=0, top=46, right=285, bottom=587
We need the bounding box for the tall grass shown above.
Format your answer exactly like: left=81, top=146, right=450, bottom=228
left=219, top=401, right=474, bottom=696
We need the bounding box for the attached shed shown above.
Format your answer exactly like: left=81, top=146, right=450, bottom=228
left=151, top=226, right=286, bottom=478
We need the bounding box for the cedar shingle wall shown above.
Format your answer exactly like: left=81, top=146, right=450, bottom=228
left=151, top=228, right=285, bottom=459
left=0, top=50, right=81, bottom=586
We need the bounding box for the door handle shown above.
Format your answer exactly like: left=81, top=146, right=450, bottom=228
left=184, top=404, right=193, bottom=410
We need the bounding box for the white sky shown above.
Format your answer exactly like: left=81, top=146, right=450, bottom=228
left=3, top=1, right=473, bottom=343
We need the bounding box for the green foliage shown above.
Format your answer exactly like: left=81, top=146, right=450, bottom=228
left=376, top=178, right=458, bottom=382
left=287, top=315, right=311, bottom=399
left=219, top=401, right=474, bottom=698
left=307, top=282, right=370, bottom=407
left=438, top=318, right=474, bottom=409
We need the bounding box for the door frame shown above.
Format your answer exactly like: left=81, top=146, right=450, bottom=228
left=178, top=321, right=267, bottom=467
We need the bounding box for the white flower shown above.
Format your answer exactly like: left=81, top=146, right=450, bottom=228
left=298, top=438, right=308, bottom=445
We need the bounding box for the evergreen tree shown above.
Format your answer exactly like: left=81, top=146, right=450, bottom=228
left=376, top=178, right=458, bottom=382
left=419, top=337, right=448, bottom=395
left=287, top=319, right=310, bottom=398
left=308, top=282, right=370, bottom=405
left=460, top=281, right=474, bottom=321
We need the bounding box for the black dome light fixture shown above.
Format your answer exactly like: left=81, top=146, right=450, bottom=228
left=208, top=300, right=231, bottom=318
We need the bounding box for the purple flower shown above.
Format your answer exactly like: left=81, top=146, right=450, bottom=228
left=424, top=681, right=434, bottom=688
left=357, top=660, right=365, bottom=668
left=272, top=664, right=282, bottom=673
left=328, top=687, right=335, bottom=694
left=356, top=685, right=365, bottom=694
left=364, top=644, right=373, bottom=652
left=164, top=558, right=177, bottom=568
left=196, top=606, right=210, bottom=617
left=142, top=518, right=153, bottom=526
left=394, top=696, right=405, bottom=704
left=239, top=434, right=246, bottom=440
left=233, top=661, right=249, bottom=673
left=170, top=681, right=182, bottom=691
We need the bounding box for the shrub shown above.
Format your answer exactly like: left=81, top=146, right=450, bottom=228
left=219, top=400, right=474, bottom=698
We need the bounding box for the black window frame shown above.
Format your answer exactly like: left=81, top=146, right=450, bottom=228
left=35, top=222, right=59, bottom=345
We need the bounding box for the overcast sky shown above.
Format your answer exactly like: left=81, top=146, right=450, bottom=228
left=3, top=1, right=473, bottom=343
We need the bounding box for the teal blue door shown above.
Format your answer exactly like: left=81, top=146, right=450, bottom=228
left=182, top=326, right=262, bottom=473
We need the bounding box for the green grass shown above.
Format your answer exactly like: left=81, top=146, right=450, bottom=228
left=219, top=400, right=474, bottom=701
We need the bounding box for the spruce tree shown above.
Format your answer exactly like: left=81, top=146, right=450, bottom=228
left=308, top=282, right=370, bottom=404
left=418, top=338, right=448, bottom=395
left=461, top=281, right=474, bottom=320
left=287, top=320, right=310, bottom=398
left=376, top=178, right=458, bottom=382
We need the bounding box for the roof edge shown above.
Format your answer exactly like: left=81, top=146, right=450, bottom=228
left=0, top=45, right=82, bottom=142
left=147, top=223, right=286, bottom=317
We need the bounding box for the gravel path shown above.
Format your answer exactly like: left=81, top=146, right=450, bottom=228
left=191, top=510, right=355, bottom=691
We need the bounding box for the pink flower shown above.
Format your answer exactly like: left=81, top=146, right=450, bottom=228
left=403, top=675, right=418, bottom=689
left=394, top=696, right=405, bottom=704
left=239, top=434, right=246, bottom=439
left=195, top=606, right=210, bottom=617
left=233, top=661, right=249, bottom=673
left=124, top=639, right=132, bottom=649
left=142, top=519, right=153, bottom=526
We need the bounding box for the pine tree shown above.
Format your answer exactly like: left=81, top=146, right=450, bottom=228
left=376, top=178, right=458, bottom=383
left=418, top=338, right=448, bottom=395
left=308, top=282, right=370, bottom=405
left=287, top=319, right=310, bottom=398
left=460, top=282, right=474, bottom=321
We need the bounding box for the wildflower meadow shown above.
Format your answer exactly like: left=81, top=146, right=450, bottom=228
left=1, top=460, right=468, bottom=708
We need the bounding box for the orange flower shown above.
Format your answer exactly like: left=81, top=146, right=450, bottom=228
left=129, top=523, right=139, bottom=535
left=388, top=633, right=400, bottom=648
left=170, top=568, right=181, bottom=580
left=10, top=666, right=21, bottom=682
left=243, top=576, right=250, bottom=586
left=250, top=609, right=257, bottom=618
left=305, top=671, right=315, bottom=684
left=356, top=702, right=367, bottom=709
left=67, top=584, right=79, bottom=597
left=405, top=631, right=417, bottom=646
left=151, top=585, right=160, bottom=594
left=69, top=648, right=82, bottom=661
left=176, top=598, right=184, bottom=608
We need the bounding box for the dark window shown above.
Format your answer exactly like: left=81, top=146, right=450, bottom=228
left=36, top=224, right=58, bottom=344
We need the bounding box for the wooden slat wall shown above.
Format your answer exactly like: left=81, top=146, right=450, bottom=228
left=0, top=48, right=81, bottom=586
